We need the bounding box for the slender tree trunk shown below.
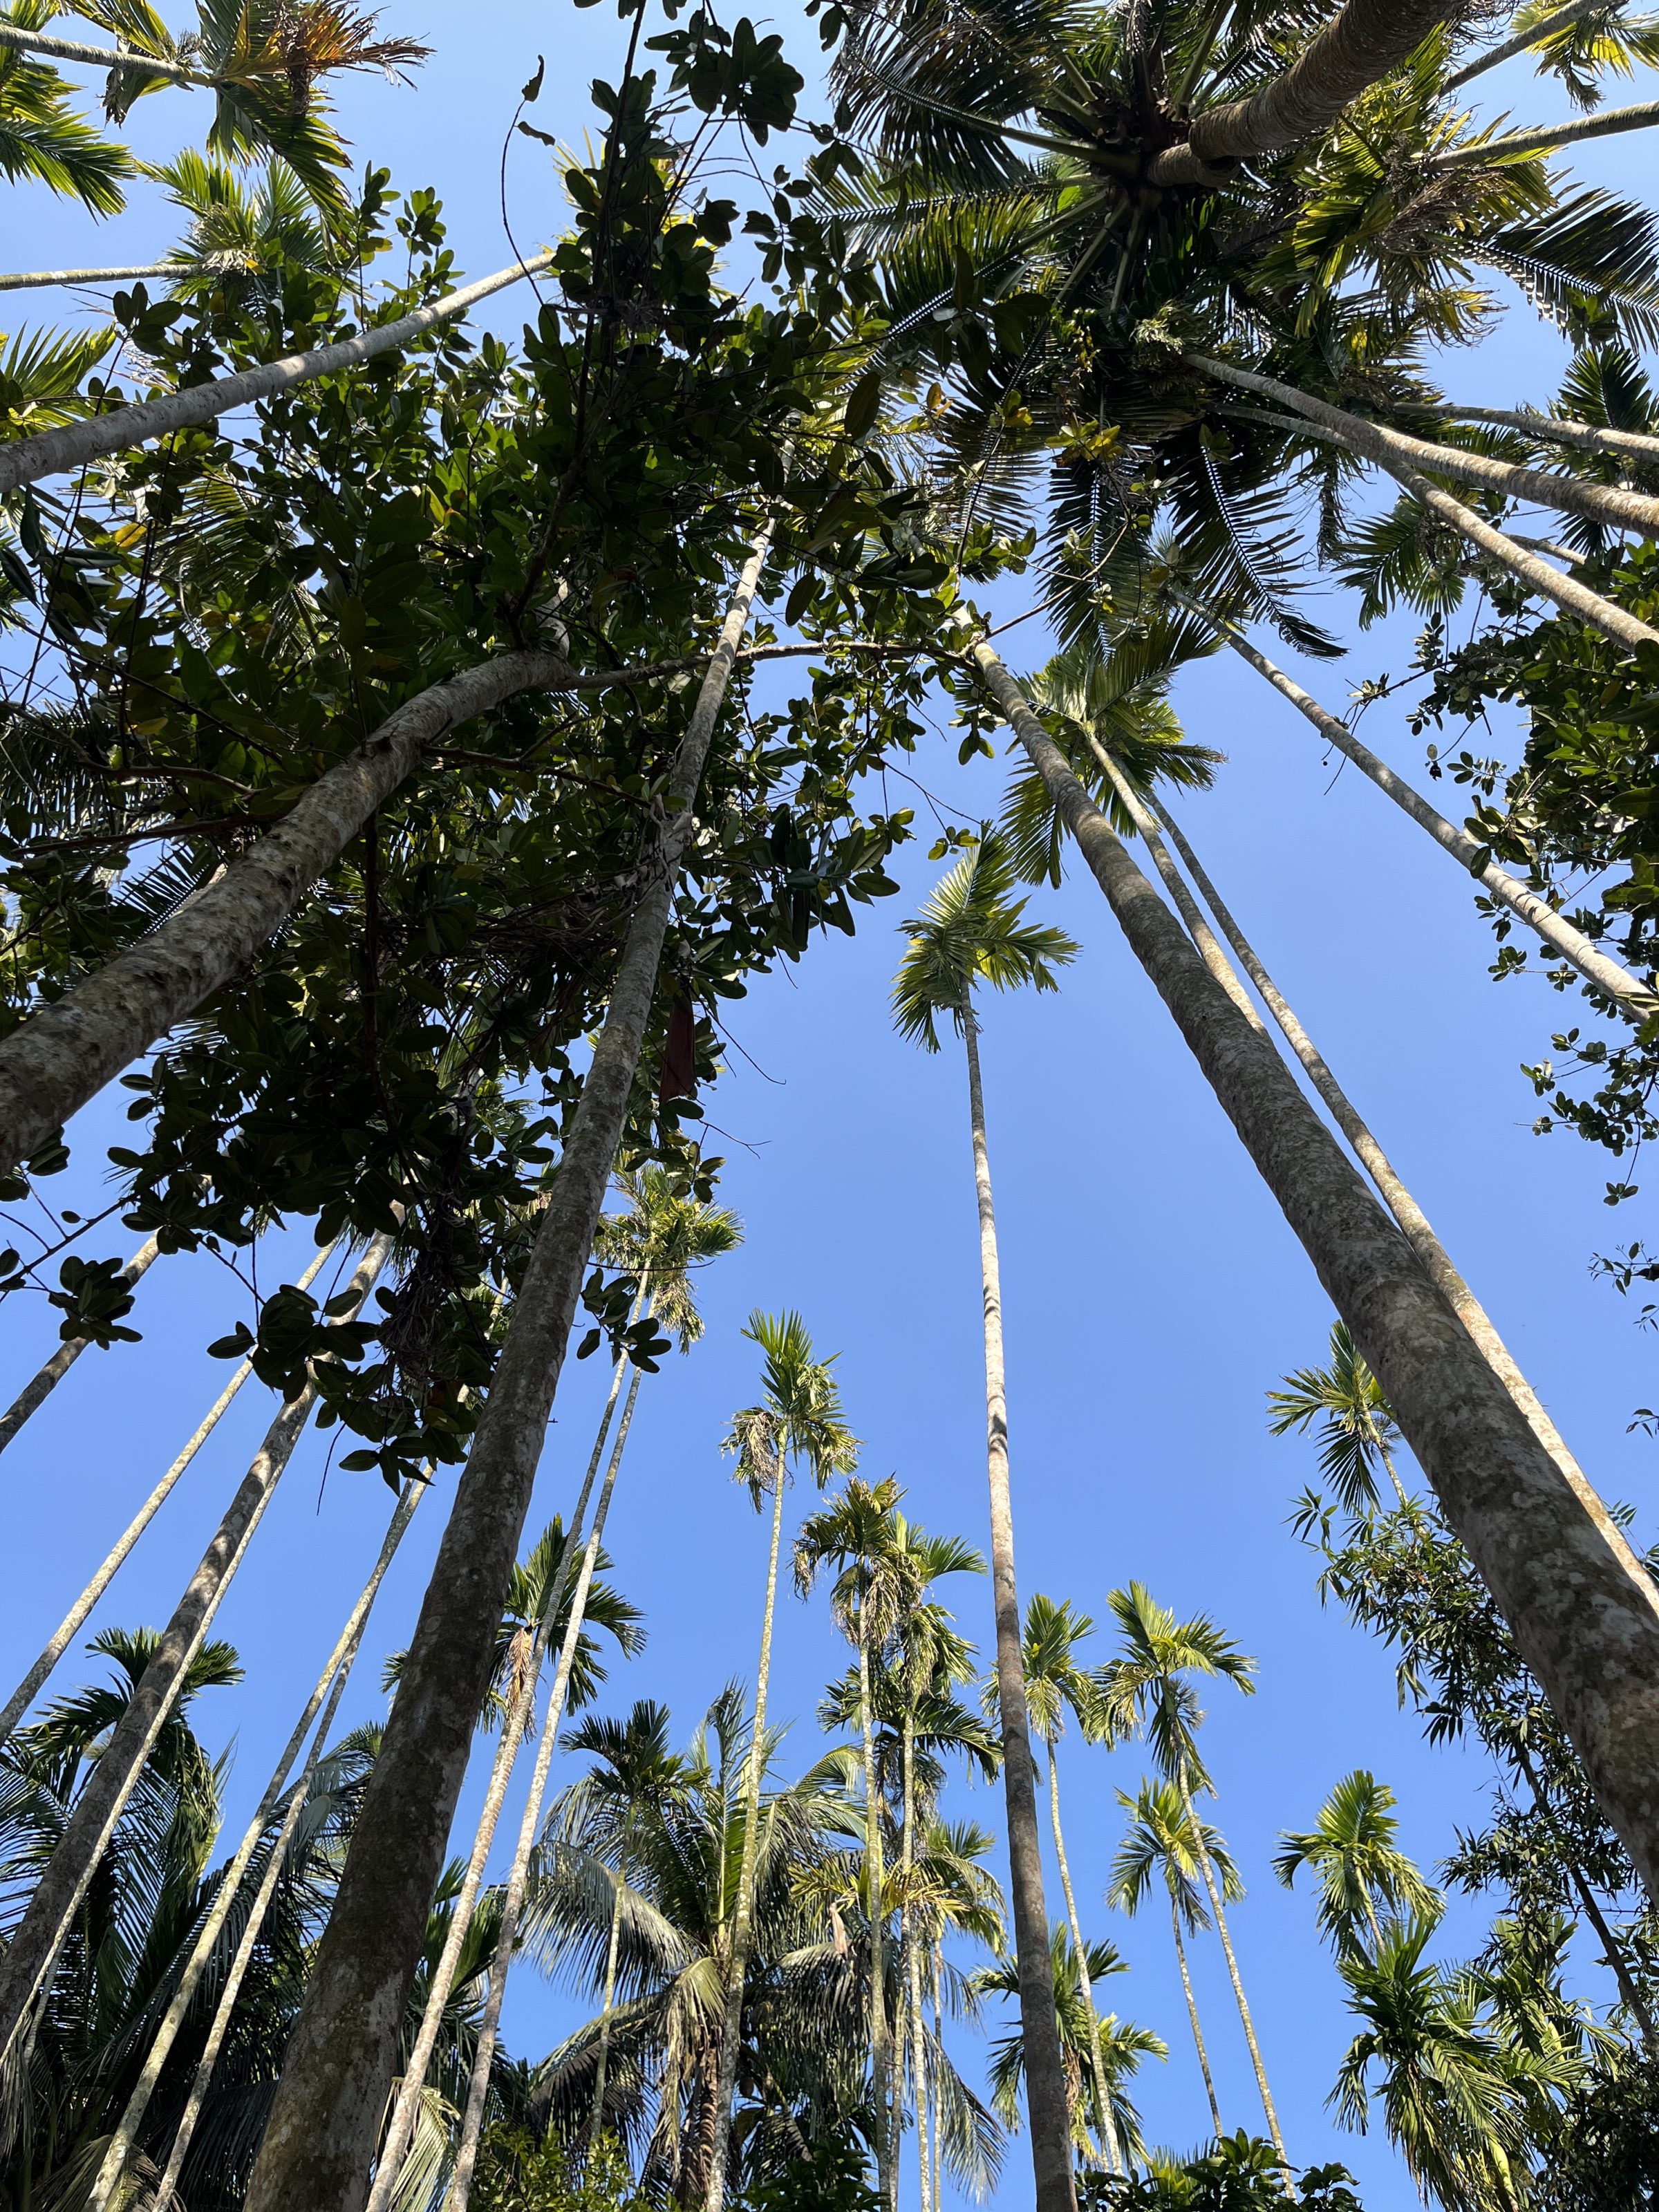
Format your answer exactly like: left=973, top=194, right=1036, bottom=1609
left=1396, top=399, right=1659, bottom=466
left=0, top=1245, right=335, bottom=1740
left=1146, top=0, right=1456, bottom=182
left=91, top=1474, right=423, bottom=2211
left=588, top=1869, right=628, bottom=2154
left=1181, top=603, right=1658, bottom=1018
left=245, top=522, right=775, bottom=2212
left=706, top=1446, right=790, bottom=2212
left=1047, top=1750, right=1124, bottom=2177
left=1185, top=366, right=1659, bottom=652
left=1176, top=1765, right=1289, bottom=2174
left=0, top=1231, right=391, bottom=2061
left=1172, top=1897, right=1222, bottom=2135
left=961, top=1000, right=1076, bottom=2212
left=0, top=254, right=554, bottom=497
left=1430, top=95, right=1659, bottom=167
left=0, top=260, right=240, bottom=292
left=363, top=1337, right=646, bottom=2212
left=1445, top=0, right=1602, bottom=85
left=1141, top=785, right=1644, bottom=1574
left=1376, top=1439, right=1412, bottom=1513
left=857, top=1624, right=893, bottom=2207
left=441, top=1363, right=646, bottom=2212
left=0, top=1233, right=160, bottom=1458
left=931, top=1944, right=944, bottom=2211
left=910, top=1924, right=932, bottom=2212
left=901, top=1712, right=930, bottom=2212
left=973, top=639, right=1659, bottom=1906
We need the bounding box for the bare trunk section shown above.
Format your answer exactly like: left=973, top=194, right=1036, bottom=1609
left=0, top=1232, right=392, bottom=2060
left=0, top=1232, right=160, bottom=1457
left=1396, top=400, right=1659, bottom=466
left=902, top=1719, right=933, bottom=2212
left=92, top=1476, right=423, bottom=2211
left=589, top=1872, right=628, bottom=2153
left=973, top=639, right=1659, bottom=1904
left=0, top=254, right=554, bottom=496
left=962, top=1004, right=1076, bottom=2212
left=1445, top=0, right=1602, bottom=85
left=1047, top=1750, right=1123, bottom=2176
left=1185, top=601, right=1659, bottom=1018
left=858, top=1624, right=894, bottom=2207
left=1172, top=1898, right=1222, bottom=2134
left=1144, top=789, right=1644, bottom=1575
left=0, top=261, right=240, bottom=292
left=1190, top=353, right=1659, bottom=547
left=441, top=1364, right=646, bottom=2212
left=243, top=521, right=774, bottom=2212
left=0, top=1243, right=335, bottom=1739
left=1430, top=94, right=1659, bottom=167
left=706, top=1441, right=790, bottom=2212
left=0, top=649, right=570, bottom=1177
left=1176, top=1765, right=1289, bottom=2175
left=363, top=1316, right=647, bottom=2212
left=1147, top=0, right=1455, bottom=183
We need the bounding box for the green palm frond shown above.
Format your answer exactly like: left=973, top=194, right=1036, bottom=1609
left=892, top=830, right=1079, bottom=1048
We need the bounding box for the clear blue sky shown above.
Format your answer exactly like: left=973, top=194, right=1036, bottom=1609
left=2, top=8, right=1655, bottom=2204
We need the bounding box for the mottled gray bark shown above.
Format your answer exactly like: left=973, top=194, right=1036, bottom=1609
left=0, top=262, right=234, bottom=292
left=1190, top=353, right=1659, bottom=546
left=0, top=254, right=554, bottom=496
left=0, top=22, right=201, bottom=77
left=1431, top=94, right=1659, bottom=167
left=1147, top=0, right=1455, bottom=183
left=1190, top=605, right=1659, bottom=1017
left=974, top=639, right=1659, bottom=1903
left=243, top=523, right=774, bottom=2212
left=0, top=1232, right=392, bottom=2059
left=0, top=650, right=569, bottom=1177
left=0, top=1244, right=334, bottom=1740
left=1047, top=1750, right=1123, bottom=2175
left=0, top=1233, right=161, bottom=1459
left=962, top=1002, right=1076, bottom=2212
left=1172, top=1900, right=1222, bottom=2134
left=91, top=1477, right=422, bottom=2212
left=1397, top=400, right=1659, bottom=467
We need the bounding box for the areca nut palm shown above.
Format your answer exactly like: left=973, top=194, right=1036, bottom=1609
left=968, top=641, right=1659, bottom=1929
left=1269, top=1326, right=1412, bottom=1519
left=245, top=518, right=777, bottom=2212
left=706, top=1307, right=859, bottom=2212
left=794, top=1473, right=918, bottom=2206
left=1096, top=1583, right=1288, bottom=2169
left=1011, top=1594, right=1128, bottom=2177
left=1275, top=1771, right=1440, bottom=1960
left=893, top=830, right=1080, bottom=2212
left=1109, top=1778, right=1239, bottom=2139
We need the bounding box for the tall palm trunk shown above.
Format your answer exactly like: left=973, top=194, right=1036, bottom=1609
left=91, top=1474, right=424, bottom=2212
left=589, top=1864, right=628, bottom=2153
left=931, top=1944, right=945, bottom=2211
left=1144, top=789, right=1633, bottom=1555
left=0, top=259, right=238, bottom=292
left=246, top=521, right=776, bottom=2212
left=1445, top=0, right=1600, bottom=85
left=706, top=1441, right=790, bottom=2212
left=364, top=1346, right=645, bottom=2212
left=0, top=1246, right=336, bottom=1742
left=1179, top=604, right=1656, bottom=1020
left=973, top=638, right=1659, bottom=1904
left=442, top=1363, right=646, bottom=2212
left=1145, top=0, right=1454, bottom=182
left=961, top=998, right=1076, bottom=2212
left=1176, top=1765, right=1288, bottom=2173
left=1171, top=1896, right=1222, bottom=2135
left=0, top=1230, right=392, bottom=2061
left=856, top=1619, right=894, bottom=2206
left=1047, top=1748, right=1124, bottom=2177
left=901, top=1713, right=932, bottom=2212
left=1183, top=363, right=1659, bottom=653
left=0, top=1232, right=160, bottom=1458
left=1398, top=398, right=1659, bottom=467
left=0, top=254, right=554, bottom=498
left=1428, top=95, right=1659, bottom=168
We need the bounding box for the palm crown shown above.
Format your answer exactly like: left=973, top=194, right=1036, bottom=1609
left=892, top=832, right=1080, bottom=1050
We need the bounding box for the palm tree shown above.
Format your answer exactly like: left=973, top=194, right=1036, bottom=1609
left=1275, top=1773, right=1441, bottom=1960
left=892, top=831, right=1080, bottom=2212
left=247, top=520, right=780, bottom=2212
left=1109, top=1779, right=1237, bottom=2139
left=973, top=1927, right=1165, bottom=2169
left=794, top=1475, right=916, bottom=2206
left=556, top=1703, right=692, bottom=2154
left=1268, top=1327, right=1412, bottom=1518
left=1006, top=1595, right=1127, bottom=2176
left=975, top=650, right=1659, bottom=1915
left=707, top=1309, right=859, bottom=2211
left=1095, top=1584, right=1287, bottom=2171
